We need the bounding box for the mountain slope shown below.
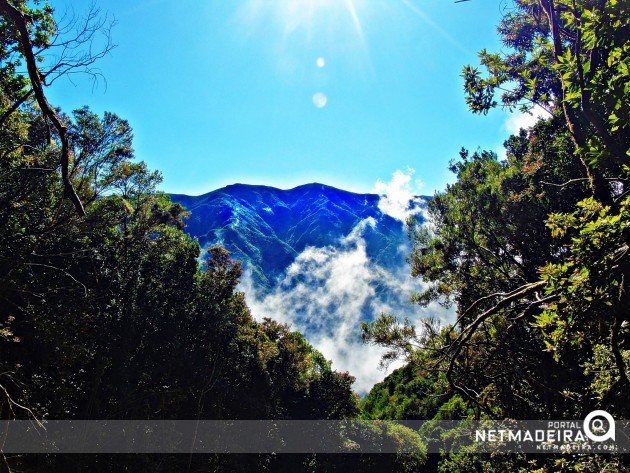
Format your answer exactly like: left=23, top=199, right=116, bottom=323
left=170, top=183, right=433, bottom=393
left=170, top=183, right=425, bottom=290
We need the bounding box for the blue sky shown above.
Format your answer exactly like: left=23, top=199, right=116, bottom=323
left=48, top=0, right=531, bottom=196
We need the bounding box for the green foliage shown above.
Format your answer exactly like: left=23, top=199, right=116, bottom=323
left=361, top=363, right=452, bottom=421
left=0, top=3, right=432, bottom=470
left=363, top=1, right=628, bottom=471
left=535, top=195, right=630, bottom=414
left=0, top=0, right=54, bottom=112
left=365, top=116, right=596, bottom=418
left=407, top=124, right=589, bottom=315
left=340, top=420, right=427, bottom=471
left=539, top=196, right=629, bottom=352
left=0, top=100, right=372, bottom=469
left=583, top=343, right=630, bottom=401
left=437, top=452, right=533, bottom=473
left=463, top=0, right=628, bottom=198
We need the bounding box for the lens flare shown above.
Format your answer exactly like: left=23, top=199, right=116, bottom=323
left=312, top=92, right=328, bottom=108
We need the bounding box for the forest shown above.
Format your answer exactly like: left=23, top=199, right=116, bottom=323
left=0, top=0, right=628, bottom=471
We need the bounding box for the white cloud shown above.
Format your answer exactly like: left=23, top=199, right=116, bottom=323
left=371, top=168, right=425, bottom=222
left=504, top=104, right=552, bottom=135
left=239, top=218, right=453, bottom=395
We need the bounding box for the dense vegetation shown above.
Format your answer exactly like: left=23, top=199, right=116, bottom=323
left=363, top=0, right=629, bottom=470
left=0, top=1, right=425, bottom=471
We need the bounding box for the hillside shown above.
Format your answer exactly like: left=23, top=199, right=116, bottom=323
left=170, top=183, right=428, bottom=290
left=170, top=183, right=432, bottom=392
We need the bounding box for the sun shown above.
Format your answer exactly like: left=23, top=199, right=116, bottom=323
left=235, top=0, right=367, bottom=47
left=278, top=0, right=358, bottom=29
left=234, top=0, right=466, bottom=57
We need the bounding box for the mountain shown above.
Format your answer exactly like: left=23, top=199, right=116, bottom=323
left=170, top=183, right=426, bottom=290
left=169, top=183, right=433, bottom=393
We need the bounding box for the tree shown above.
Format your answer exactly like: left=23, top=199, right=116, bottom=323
left=363, top=0, right=629, bottom=423
left=0, top=0, right=114, bottom=215
left=365, top=122, right=595, bottom=418
left=462, top=0, right=628, bottom=205
left=0, top=105, right=371, bottom=471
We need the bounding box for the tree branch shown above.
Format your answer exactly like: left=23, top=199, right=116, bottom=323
left=446, top=280, right=547, bottom=405
left=0, top=88, right=33, bottom=129
left=0, top=0, right=85, bottom=216
left=538, top=0, right=613, bottom=206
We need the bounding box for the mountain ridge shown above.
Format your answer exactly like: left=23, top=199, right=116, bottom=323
left=171, top=181, right=403, bottom=198
left=169, top=182, right=431, bottom=392
left=169, top=182, right=428, bottom=290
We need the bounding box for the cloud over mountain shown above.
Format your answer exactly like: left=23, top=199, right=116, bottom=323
left=170, top=181, right=447, bottom=393
left=371, top=168, right=425, bottom=222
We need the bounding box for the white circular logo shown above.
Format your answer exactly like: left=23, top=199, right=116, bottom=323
left=584, top=410, right=615, bottom=442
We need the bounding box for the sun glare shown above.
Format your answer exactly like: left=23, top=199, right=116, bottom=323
left=236, top=0, right=367, bottom=46
left=233, top=0, right=465, bottom=109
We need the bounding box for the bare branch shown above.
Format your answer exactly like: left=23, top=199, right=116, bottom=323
left=40, top=7, right=116, bottom=92
left=541, top=177, right=626, bottom=188
left=25, top=262, right=88, bottom=296
left=0, top=1, right=115, bottom=216
left=0, top=372, right=43, bottom=427
left=446, top=280, right=547, bottom=404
